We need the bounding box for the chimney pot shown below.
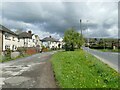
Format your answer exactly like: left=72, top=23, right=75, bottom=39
left=28, top=31, right=32, bottom=34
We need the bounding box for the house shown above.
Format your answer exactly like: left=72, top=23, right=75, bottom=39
left=0, top=25, right=19, bottom=52
left=18, top=31, right=33, bottom=47
left=18, top=31, right=42, bottom=49
left=58, top=38, right=64, bottom=48
left=41, top=36, right=63, bottom=49
left=34, top=35, right=42, bottom=49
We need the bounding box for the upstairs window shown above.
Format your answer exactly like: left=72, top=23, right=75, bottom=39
left=5, top=33, right=11, bottom=40
left=18, top=39, right=20, bottom=42
left=13, top=37, right=15, bottom=41
left=33, top=39, right=35, bottom=42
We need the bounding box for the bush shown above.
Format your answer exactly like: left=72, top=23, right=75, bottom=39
left=41, top=46, right=48, bottom=52
left=5, top=48, right=11, bottom=58
left=17, top=47, right=27, bottom=56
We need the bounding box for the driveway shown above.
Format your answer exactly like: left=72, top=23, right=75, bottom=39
left=82, top=47, right=119, bottom=72
left=0, top=51, right=57, bottom=89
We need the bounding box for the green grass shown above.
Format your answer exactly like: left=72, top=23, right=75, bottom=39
left=0, top=54, right=2, bottom=62
left=93, top=48, right=120, bottom=53
left=0, top=54, right=30, bottom=63
left=51, top=50, right=120, bottom=88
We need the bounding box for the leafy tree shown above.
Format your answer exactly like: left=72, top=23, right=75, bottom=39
left=63, top=28, right=84, bottom=51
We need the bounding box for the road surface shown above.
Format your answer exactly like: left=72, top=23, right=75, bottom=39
left=0, top=51, right=57, bottom=89
left=82, top=47, right=119, bottom=72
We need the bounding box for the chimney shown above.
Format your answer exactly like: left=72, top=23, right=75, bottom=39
left=28, top=31, right=32, bottom=34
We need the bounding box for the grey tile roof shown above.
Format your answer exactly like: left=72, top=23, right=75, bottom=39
left=0, top=24, right=18, bottom=36
left=42, top=37, right=58, bottom=42
left=18, top=32, right=33, bottom=39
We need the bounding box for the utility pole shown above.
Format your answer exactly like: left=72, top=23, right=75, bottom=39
left=86, top=20, right=89, bottom=47
left=80, top=19, right=82, bottom=38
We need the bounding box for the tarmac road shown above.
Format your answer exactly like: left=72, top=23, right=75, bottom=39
left=82, top=47, right=119, bottom=72
left=0, top=51, right=57, bottom=89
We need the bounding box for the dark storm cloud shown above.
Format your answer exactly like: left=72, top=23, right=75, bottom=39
left=1, top=1, right=118, bottom=38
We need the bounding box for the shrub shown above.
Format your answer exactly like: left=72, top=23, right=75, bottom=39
left=17, top=47, right=27, bottom=56
left=5, top=48, right=11, bottom=58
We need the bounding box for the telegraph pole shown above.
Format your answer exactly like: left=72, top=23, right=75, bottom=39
left=80, top=19, right=82, bottom=38
left=87, top=20, right=89, bottom=47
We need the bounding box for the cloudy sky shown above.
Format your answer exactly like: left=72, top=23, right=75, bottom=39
left=0, top=0, right=119, bottom=39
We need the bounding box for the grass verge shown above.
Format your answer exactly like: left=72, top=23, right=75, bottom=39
left=92, top=48, right=120, bottom=53
left=51, top=49, right=120, bottom=88
left=0, top=54, right=30, bottom=63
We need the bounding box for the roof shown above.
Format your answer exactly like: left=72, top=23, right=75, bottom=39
left=0, top=25, right=18, bottom=36
left=18, top=32, right=33, bottom=39
left=42, top=37, right=58, bottom=42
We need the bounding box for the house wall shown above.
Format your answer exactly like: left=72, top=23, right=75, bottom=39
left=49, top=42, right=58, bottom=49
left=18, top=35, right=42, bottom=49
left=0, top=30, right=2, bottom=54
left=34, top=35, right=42, bottom=49
left=42, top=41, right=60, bottom=49
left=18, top=39, right=24, bottom=47
left=42, top=41, right=49, bottom=48
left=3, top=33, right=19, bottom=51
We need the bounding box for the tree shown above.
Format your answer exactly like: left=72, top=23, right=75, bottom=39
left=63, top=28, right=84, bottom=51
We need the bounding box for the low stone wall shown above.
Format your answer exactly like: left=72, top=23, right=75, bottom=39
left=11, top=52, right=20, bottom=59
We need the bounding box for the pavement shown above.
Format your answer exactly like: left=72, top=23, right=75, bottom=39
left=0, top=51, right=57, bottom=89
left=82, top=47, right=119, bottom=72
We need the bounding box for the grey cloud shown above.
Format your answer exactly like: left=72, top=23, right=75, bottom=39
left=1, top=1, right=118, bottom=38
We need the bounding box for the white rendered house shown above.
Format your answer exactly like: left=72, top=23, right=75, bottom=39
left=0, top=25, right=19, bottom=51
left=41, top=36, right=63, bottom=49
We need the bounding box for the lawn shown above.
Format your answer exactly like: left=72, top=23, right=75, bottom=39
left=51, top=49, right=120, bottom=88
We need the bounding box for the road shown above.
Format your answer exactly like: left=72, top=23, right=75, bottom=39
left=0, top=51, right=57, bottom=89
left=82, top=47, right=119, bottom=72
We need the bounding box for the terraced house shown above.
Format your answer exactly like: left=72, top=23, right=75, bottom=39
left=0, top=25, right=19, bottom=52
left=18, top=31, right=42, bottom=48
left=0, top=25, right=42, bottom=54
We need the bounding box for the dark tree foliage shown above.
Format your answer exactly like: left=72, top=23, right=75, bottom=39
left=63, top=28, right=84, bottom=51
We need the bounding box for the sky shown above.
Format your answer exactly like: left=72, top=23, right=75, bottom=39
left=0, top=0, right=119, bottom=39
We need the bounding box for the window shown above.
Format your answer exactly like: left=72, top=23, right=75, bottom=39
left=12, top=45, right=15, bottom=50
left=5, top=45, right=10, bottom=50
left=13, top=37, right=14, bottom=40
left=33, top=39, right=35, bottom=42
left=5, top=34, right=9, bottom=39
left=18, top=39, right=20, bottom=42
left=5, top=33, right=11, bottom=40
